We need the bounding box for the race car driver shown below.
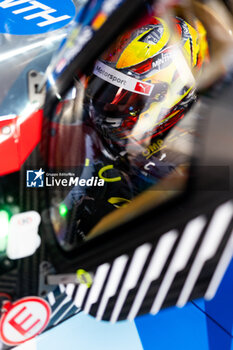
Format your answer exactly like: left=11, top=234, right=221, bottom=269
left=48, top=13, right=209, bottom=249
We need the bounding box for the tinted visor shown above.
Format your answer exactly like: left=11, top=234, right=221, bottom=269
left=86, top=75, right=147, bottom=119
left=85, top=65, right=169, bottom=145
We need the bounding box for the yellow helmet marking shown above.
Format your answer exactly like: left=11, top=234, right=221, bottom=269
left=116, top=18, right=170, bottom=69
left=98, top=165, right=122, bottom=182
left=108, top=197, right=131, bottom=208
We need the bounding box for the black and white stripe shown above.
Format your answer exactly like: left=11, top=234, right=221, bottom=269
left=65, top=200, right=233, bottom=322
left=151, top=216, right=206, bottom=314
left=45, top=286, right=81, bottom=328
left=177, top=201, right=233, bottom=307
left=128, top=230, right=178, bottom=320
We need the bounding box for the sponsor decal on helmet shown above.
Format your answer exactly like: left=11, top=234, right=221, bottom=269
left=0, top=0, right=75, bottom=35
left=152, top=52, right=172, bottom=71
left=135, top=82, right=152, bottom=95
left=93, top=60, right=153, bottom=96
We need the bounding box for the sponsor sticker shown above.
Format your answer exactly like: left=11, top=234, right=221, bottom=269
left=93, top=60, right=153, bottom=96
left=0, top=297, right=51, bottom=345
left=0, top=0, right=76, bottom=35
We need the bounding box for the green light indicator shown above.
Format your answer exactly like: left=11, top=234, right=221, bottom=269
left=0, top=210, right=10, bottom=252
left=59, top=204, right=68, bottom=217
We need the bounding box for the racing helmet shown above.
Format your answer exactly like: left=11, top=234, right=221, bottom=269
left=84, top=15, right=209, bottom=154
